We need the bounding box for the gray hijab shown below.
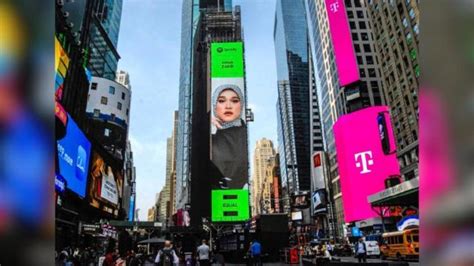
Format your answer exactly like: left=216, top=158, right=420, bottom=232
left=212, top=84, right=244, bottom=129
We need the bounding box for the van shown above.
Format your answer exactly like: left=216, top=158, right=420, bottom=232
left=380, top=228, right=419, bottom=261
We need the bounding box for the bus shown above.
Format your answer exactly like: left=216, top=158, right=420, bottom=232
left=380, top=228, right=419, bottom=261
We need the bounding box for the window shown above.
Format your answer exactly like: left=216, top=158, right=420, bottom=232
left=110, top=113, right=116, bottom=121
left=363, top=44, right=371, bottom=52
left=414, top=23, right=419, bottom=35
left=91, top=82, right=98, bottom=90
left=350, top=21, right=356, bottom=29
left=366, top=55, right=374, bottom=64
left=121, top=92, right=125, bottom=100
left=361, top=32, right=369, bottom=41
left=354, top=44, right=361, bottom=52
left=354, top=0, right=361, bottom=7
left=126, top=108, right=129, bottom=116
left=93, top=109, right=100, bottom=117
left=368, top=68, right=376, bottom=77
left=352, top=32, right=359, bottom=41
left=410, top=49, right=417, bottom=61
left=345, top=0, right=352, bottom=7
left=409, top=8, right=415, bottom=19
left=403, top=17, right=409, bottom=28
left=104, top=128, right=110, bottom=137
left=357, top=56, right=363, bottom=64
left=406, top=33, right=413, bottom=45
left=117, top=102, right=122, bottom=110
left=414, top=65, right=420, bottom=77
left=101, top=96, right=108, bottom=105
left=347, top=10, right=354, bottom=19
left=359, top=69, right=366, bottom=77
left=358, top=21, right=367, bottom=29
left=109, top=86, right=115, bottom=95
left=371, top=81, right=379, bottom=89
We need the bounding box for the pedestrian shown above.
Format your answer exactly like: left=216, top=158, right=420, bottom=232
left=155, top=240, right=180, bottom=266
left=103, top=239, right=117, bottom=266
left=355, top=238, right=367, bottom=263
left=249, top=239, right=262, bottom=266
left=327, top=241, right=334, bottom=256
left=196, top=239, right=211, bottom=266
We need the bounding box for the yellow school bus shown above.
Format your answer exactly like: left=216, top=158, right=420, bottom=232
left=380, top=228, right=419, bottom=261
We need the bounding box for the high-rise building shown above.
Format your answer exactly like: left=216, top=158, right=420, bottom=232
left=366, top=0, right=419, bottom=181
left=274, top=0, right=323, bottom=199
left=148, top=206, right=157, bottom=222
left=175, top=0, right=234, bottom=214
left=170, top=111, right=179, bottom=216
left=122, top=140, right=136, bottom=222
left=251, top=138, right=276, bottom=216
left=305, top=0, right=386, bottom=237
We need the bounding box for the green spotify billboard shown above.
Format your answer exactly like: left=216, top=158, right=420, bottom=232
left=212, top=189, right=250, bottom=222
left=210, top=41, right=249, bottom=223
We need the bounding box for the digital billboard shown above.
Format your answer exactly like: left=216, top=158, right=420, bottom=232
left=325, top=0, right=359, bottom=86
left=312, top=189, right=328, bottom=216
left=57, top=114, right=91, bottom=197
left=88, top=151, right=124, bottom=216
left=210, top=42, right=249, bottom=222
left=211, top=189, right=250, bottom=222
left=334, top=106, right=400, bottom=222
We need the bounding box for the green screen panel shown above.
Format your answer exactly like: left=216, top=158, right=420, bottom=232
left=211, top=42, right=244, bottom=78
left=212, top=189, right=250, bottom=222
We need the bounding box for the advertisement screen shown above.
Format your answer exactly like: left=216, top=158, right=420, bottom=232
left=291, top=211, right=303, bottom=221
left=292, top=192, right=310, bottom=209
left=312, top=189, right=328, bottom=215
left=325, top=0, right=359, bottom=86
left=211, top=189, right=250, bottom=222
left=88, top=151, right=124, bottom=216
left=57, top=114, right=91, bottom=197
left=311, top=152, right=326, bottom=191
left=210, top=42, right=249, bottom=222
left=334, top=106, right=400, bottom=222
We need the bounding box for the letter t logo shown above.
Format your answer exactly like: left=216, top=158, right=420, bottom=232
left=354, top=151, right=374, bottom=174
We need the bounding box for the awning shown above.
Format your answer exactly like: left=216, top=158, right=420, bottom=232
left=368, top=177, right=419, bottom=207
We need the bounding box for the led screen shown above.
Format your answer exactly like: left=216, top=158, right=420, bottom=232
left=325, top=0, right=359, bottom=86
left=210, top=42, right=248, bottom=190
left=334, top=106, right=400, bottom=222
left=211, top=189, right=250, bottom=222
left=57, top=114, right=91, bottom=197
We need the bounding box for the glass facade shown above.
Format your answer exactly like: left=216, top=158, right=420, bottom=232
left=274, top=0, right=311, bottom=193
left=88, top=0, right=123, bottom=80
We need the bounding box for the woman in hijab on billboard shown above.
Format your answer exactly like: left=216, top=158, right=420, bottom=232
left=211, top=84, right=248, bottom=189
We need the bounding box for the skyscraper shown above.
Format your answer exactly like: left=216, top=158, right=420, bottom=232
left=251, top=138, right=276, bottom=216
left=366, top=0, right=419, bottom=181
left=305, top=0, right=386, bottom=237
left=274, top=0, right=322, bottom=198
left=175, top=0, right=234, bottom=214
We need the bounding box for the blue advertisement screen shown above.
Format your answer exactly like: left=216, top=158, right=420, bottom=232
left=57, top=114, right=91, bottom=197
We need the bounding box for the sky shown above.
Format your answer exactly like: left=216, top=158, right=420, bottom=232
left=117, top=0, right=278, bottom=221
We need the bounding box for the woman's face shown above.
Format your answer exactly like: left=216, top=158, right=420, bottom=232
left=216, top=89, right=241, bottom=122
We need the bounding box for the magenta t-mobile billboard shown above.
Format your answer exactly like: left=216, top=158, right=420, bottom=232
left=325, top=0, right=359, bottom=86
left=334, top=106, right=400, bottom=222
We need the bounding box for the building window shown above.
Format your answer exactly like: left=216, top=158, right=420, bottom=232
left=409, top=8, right=415, bottom=19
left=121, top=92, right=125, bottom=100
left=345, top=0, right=352, bottom=7
left=357, top=56, right=363, bottom=64
left=126, top=108, right=129, bottom=116
left=350, top=21, right=356, bottom=29
left=104, top=128, right=111, bottom=137
left=109, top=86, right=115, bottom=95
left=406, top=33, right=413, bottom=45
left=368, top=68, right=377, bottom=77
left=117, top=102, right=122, bottom=110
left=410, top=49, right=417, bottom=61
left=359, top=69, right=366, bottom=77
left=361, top=32, right=368, bottom=41
left=347, top=10, right=354, bottom=19
left=414, top=23, right=419, bottom=35
left=111, top=113, right=116, bottom=121
left=354, top=44, right=361, bottom=52
left=93, top=109, right=100, bottom=117
left=414, top=64, right=420, bottom=77
left=358, top=21, right=367, bottom=29
left=363, top=44, right=371, bottom=52
left=357, top=10, right=364, bottom=18
left=403, top=17, right=409, bottom=28
left=101, top=96, right=108, bottom=105
left=352, top=32, right=358, bottom=41
left=354, top=0, right=361, bottom=7
left=91, top=82, right=98, bottom=90
left=366, top=56, right=374, bottom=64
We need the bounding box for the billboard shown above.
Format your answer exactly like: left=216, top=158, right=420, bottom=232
left=325, top=0, right=359, bottom=86
left=210, top=42, right=249, bottom=222
left=312, top=189, right=328, bottom=215
left=88, top=151, right=124, bottom=216
left=57, top=114, right=91, bottom=197
left=334, top=106, right=400, bottom=222
left=211, top=189, right=250, bottom=222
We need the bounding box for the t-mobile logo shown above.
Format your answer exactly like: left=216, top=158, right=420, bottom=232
left=354, top=151, right=374, bottom=174
left=329, top=2, right=340, bottom=13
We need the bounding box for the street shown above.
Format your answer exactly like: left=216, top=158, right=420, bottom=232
left=215, top=256, right=420, bottom=266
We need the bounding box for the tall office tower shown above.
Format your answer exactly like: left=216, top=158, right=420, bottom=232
left=170, top=111, right=179, bottom=217
left=251, top=139, right=276, bottom=216
left=175, top=0, right=233, bottom=214
left=276, top=103, right=291, bottom=213
left=305, top=0, right=386, bottom=237
left=274, top=0, right=322, bottom=197
left=122, top=140, right=136, bottom=221
left=367, top=0, right=419, bottom=180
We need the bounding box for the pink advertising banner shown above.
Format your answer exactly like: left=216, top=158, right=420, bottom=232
left=334, top=106, right=400, bottom=222
left=325, top=0, right=360, bottom=86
